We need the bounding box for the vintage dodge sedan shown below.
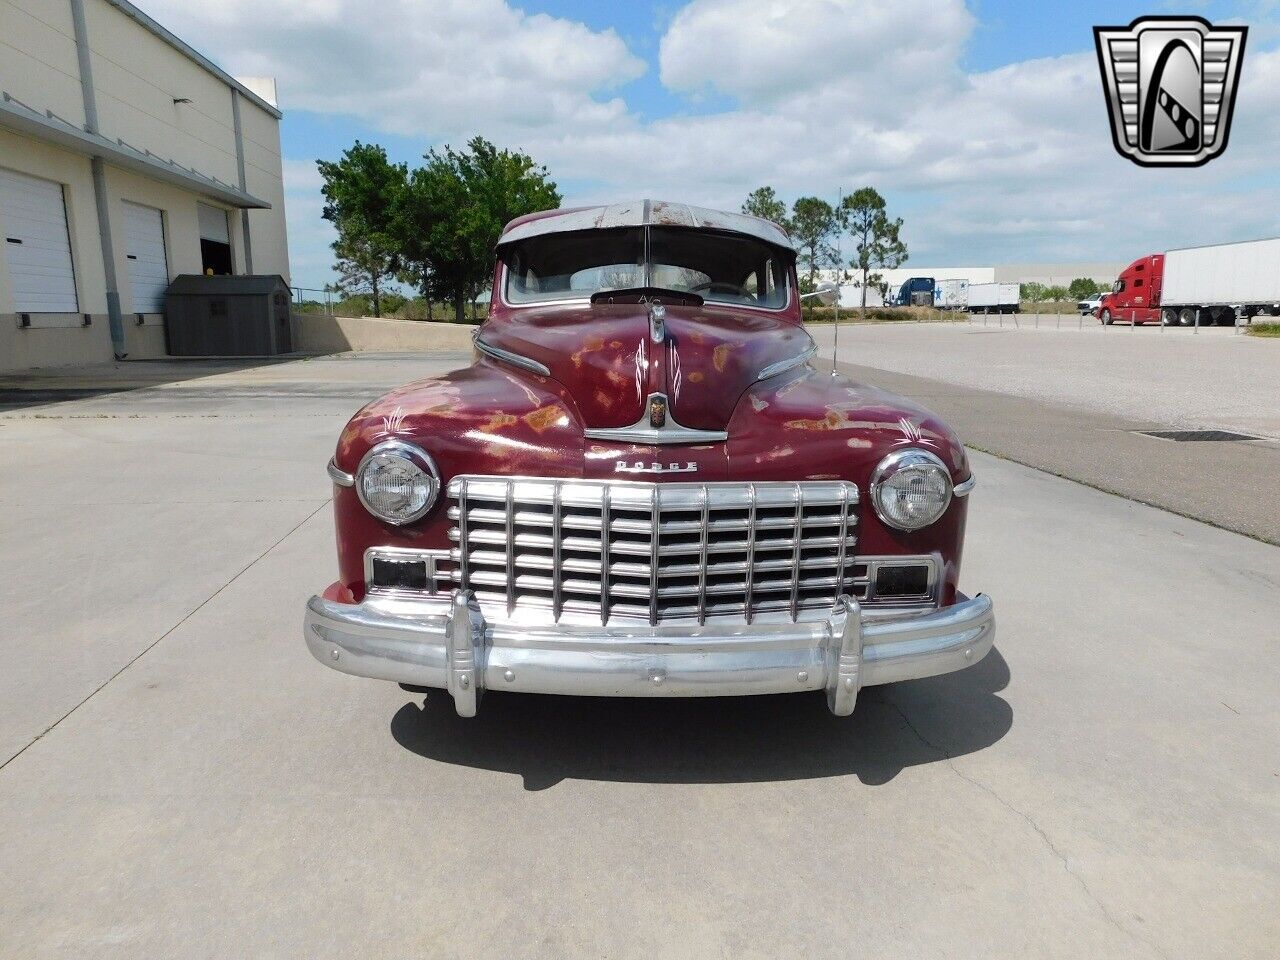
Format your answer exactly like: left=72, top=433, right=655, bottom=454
left=305, top=201, right=994, bottom=717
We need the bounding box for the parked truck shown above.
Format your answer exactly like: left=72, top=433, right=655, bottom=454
left=934, top=279, right=969, bottom=310
left=966, top=282, right=1020, bottom=314
left=893, top=276, right=936, bottom=306
left=1097, top=238, right=1280, bottom=326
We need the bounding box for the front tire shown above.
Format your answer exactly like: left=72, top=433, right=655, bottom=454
left=1101, top=309, right=1113, bottom=325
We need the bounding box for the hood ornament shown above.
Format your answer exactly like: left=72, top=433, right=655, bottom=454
left=585, top=392, right=727, bottom=445
left=649, top=302, right=666, bottom=344
left=649, top=394, right=668, bottom=428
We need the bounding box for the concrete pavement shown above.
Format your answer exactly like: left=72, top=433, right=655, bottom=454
left=1, top=354, right=1277, bottom=959
left=811, top=321, right=1280, bottom=544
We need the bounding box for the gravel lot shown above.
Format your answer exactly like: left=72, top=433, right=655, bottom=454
left=1, top=354, right=1277, bottom=959
left=810, top=320, right=1280, bottom=437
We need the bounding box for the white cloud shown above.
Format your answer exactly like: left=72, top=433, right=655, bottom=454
left=659, top=0, right=973, bottom=113
left=138, top=0, right=1280, bottom=284
left=138, top=0, right=645, bottom=139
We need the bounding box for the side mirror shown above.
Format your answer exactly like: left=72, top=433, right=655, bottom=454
left=815, top=280, right=840, bottom=307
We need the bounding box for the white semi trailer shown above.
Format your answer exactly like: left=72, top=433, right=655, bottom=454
left=1101, top=238, right=1280, bottom=326
left=1162, top=238, right=1280, bottom=324
left=934, top=279, right=969, bottom=310
left=966, top=282, right=1020, bottom=314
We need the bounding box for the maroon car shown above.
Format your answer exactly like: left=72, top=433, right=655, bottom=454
left=305, top=201, right=994, bottom=717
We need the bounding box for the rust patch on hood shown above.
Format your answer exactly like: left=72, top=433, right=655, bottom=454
left=479, top=412, right=519, bottom=432
left=784, top=408, right=855, bottom=431
left=712, top=341, right=745, bottom=372
left=522, top=403, right=568, bottom=433
left=572, top=334, right=606, bottom=368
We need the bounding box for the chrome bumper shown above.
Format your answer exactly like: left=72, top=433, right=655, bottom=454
left=304, top=592, right=995, bottom=717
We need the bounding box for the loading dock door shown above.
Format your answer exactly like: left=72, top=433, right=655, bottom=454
left=197, top=202, right=232, bottom=275
left=122, top=201, right=168, bottom=313
left=0, top=168, right=78, bottom=312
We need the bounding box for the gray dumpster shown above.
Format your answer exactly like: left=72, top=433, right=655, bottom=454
left=164, top=275, right=293, bottom=356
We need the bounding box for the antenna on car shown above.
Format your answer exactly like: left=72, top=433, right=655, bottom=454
left=800, top=280, right=842, bottom=376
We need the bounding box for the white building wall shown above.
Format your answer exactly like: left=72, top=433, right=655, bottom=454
left=85, top=0, right=241, bottom=186
left=0, top=0, right=87, bottom=128
left=819, top=267, right=996, bottom=307
left=0, top=0, right=289, bottom=372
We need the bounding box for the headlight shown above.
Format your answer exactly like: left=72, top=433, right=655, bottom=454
left=355, top=439, right=439, bottom=525
left=870, top=449, right=953, bottom=531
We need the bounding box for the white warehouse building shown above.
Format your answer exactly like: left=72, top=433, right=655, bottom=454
left=0, top=0, right=289, bottom=373
left=819, top=262, right=1126, bottom=308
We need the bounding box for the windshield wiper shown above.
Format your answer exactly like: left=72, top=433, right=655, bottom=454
left=589, top=286, right=704, bottom=306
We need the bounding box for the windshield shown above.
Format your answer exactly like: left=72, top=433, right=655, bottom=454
left=503, top=226, right=791, bottom=308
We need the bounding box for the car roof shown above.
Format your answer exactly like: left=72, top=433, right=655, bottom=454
left=499, top=200, right=794, bottom=252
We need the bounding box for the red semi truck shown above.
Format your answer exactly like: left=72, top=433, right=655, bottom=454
left=1097, top=238, right=1280, bottom=327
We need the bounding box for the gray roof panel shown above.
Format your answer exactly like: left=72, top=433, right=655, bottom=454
left=499, top=200, right=794, bottom=252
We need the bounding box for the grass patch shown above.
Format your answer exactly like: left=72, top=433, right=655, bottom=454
left=1246, top=322, right=1280, bottom=338
left=801, top=305, right=963, bottom=324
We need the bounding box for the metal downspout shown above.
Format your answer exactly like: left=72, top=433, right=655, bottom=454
left=230, top=90, right=254, bottom=273
left=69, top=0, right=126, bottom=358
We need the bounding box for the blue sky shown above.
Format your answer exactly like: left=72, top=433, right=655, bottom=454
left=142, top=0, right=1280, bottom=291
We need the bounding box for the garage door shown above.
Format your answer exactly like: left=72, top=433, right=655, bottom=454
left=122, top=201, right=168, bottom=313
left=0, top=168, right=78, bottom=312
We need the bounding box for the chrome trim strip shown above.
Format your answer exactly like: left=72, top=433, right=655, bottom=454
left=744, top=483, right=758, bottom=624
left=327, top=458, right=355, bottom=487
left=584, top=391, right=729, bottom=445
left=504, top=479, right=516, bottom=618
left=649, top=485, right=660, bottom=627
left=303, top=591, right=995, bottom=716
left=473, top=331, right=552, bottom=377
left=788, top=482, right=803, bottom=623
left=600, top=485, right=612, bottom=625
left=757, top=342, right=817, bottom=381
left=696, top=486, right=709, bottom=627
left=953, top=474, right=976, bottom=496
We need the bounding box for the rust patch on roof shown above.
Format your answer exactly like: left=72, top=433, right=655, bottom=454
left=688, top=371, right=704, bottom=383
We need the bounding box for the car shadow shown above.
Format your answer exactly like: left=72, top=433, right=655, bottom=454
left=390, top=647, right=1012, bottom=791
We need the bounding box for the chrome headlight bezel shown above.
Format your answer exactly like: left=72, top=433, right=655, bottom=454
left=355, top=439, right=440, bottom=526
left=869, top=449, right=954, bottom=532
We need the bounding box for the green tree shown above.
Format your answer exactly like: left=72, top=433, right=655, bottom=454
left=741, top=187, right=789, bottom=228
left=1044, top=285, right=1069, bottom=303
left=1020, top=282, right=1047, bottom=303
left=317, top=142, right=407, bottom=317
left=1068, top=277, right=1100, bottom=300
left=789, top=197, right=839, bottom=291
left=840, top=187, right=907, bottom=312
left=396, top=137, right=560, bottom=324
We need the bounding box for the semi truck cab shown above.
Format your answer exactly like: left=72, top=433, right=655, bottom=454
left=1099, top=254, right=1163, bottom=326
left=894, top=276, right=936, bottom=306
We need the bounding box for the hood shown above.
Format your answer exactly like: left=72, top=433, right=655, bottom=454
left=480, top=301, right=813, bottom=431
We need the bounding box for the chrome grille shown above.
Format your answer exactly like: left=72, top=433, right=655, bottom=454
left=447, top=476, right=859, bottom=626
